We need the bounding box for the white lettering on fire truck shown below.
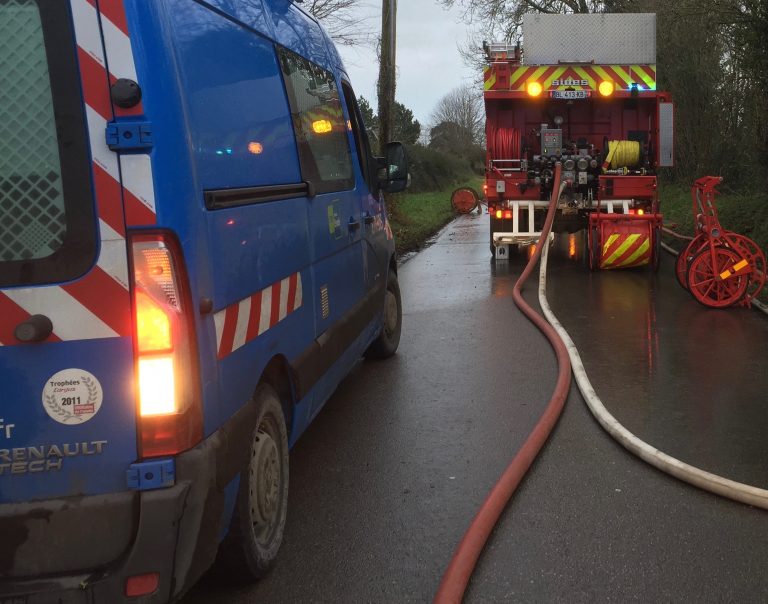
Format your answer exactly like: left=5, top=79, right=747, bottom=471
left=0, top=440, right=107, bottom=476
left=552, top=78, right=589, bottom=87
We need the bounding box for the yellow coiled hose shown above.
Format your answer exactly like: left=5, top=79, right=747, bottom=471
left=604, top=140, right=641, bottom=169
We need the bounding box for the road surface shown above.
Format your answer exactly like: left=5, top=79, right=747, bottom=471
left=185, top=213, right=768, bottom=603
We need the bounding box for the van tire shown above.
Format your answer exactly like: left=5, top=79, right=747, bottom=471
left=220, top=384, right=289, bottom=581
left=365, top=270, right=402, bottom=359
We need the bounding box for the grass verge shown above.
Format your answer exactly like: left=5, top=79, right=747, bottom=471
left=390, top=180, right=482, bottom=256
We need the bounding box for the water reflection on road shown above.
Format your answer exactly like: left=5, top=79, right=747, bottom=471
left=545, top=232, right=768, bottom=487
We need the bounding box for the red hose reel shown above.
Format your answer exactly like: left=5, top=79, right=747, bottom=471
left=676, top=176, right=766, bottom=308
left=487, top=125, right=520, bottom=161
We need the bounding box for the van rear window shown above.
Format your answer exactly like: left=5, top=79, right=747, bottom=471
left=0, top=0, right=96, bottom=288
left=278, top=48, right=354, bottom=195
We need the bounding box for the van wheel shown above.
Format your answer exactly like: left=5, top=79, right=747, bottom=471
left=221, top=384, right=289, bottom=580
left=365, top=270, right=402, bottom=359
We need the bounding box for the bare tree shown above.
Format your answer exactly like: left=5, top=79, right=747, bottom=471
left=439, top=0, right=613, bottom=42
left=439, top=0, right=620, bottom=72
left=430, top=84, right=485, bottom=147
left=305, top=0, right=375, bottom=47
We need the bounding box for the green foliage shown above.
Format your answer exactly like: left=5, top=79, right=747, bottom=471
left=358, top=96, right=377, bottom=134
left=358, top=96, right=421, bottom=145
left=393, top=103, right=421, bottom=145
left=405, top=143, right=481, bottom=193
left=429, top=121, right=473, bottom=154
left=390, top=178, right=482, bottom=255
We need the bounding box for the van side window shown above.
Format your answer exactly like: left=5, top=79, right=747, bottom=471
left=341, top=82, right=376, bottom=192
left=0, top=0, right=96, bottom=287
left=278, top=47, right=354, bottom=194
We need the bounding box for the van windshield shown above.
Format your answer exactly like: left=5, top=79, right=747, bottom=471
left=0, top=0, right=96, bottom=287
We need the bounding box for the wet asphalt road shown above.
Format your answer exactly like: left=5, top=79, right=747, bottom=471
left=546, top=232, right=768, bottom=488
left=185, top=213, right=768, bottom=603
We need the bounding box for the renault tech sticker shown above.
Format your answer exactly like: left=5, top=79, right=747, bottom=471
left=42, top=369, right=103, bottom=425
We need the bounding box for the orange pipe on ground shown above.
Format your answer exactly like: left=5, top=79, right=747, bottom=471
left=434, top=164, right=572, bottom=604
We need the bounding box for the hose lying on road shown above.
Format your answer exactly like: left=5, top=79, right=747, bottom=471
left=434, top=165, right=572, bottom=604
left=538, top=240, right=768, bottom=510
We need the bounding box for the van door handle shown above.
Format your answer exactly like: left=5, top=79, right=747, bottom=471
left=363, top=213, right=375, bottom=225
left=348, top=217, right=361, bottom=232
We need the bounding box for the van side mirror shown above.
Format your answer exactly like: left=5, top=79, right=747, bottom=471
left=377, top=142, right=409, bottom=193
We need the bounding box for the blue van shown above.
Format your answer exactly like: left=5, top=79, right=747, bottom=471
left=0, top=0, right=407, bottom=601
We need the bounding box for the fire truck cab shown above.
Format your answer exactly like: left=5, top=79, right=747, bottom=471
left=484, top=13, right=673, bottom=269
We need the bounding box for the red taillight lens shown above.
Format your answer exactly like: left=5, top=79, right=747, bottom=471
left=125, top=573, right=160, bottom=597
left=130, top=232, right=202, bottom=458
left=503, top=210, right=513, bottom=219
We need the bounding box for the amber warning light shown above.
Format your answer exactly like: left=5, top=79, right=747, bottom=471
left=526, top=81, right=543, bottom=97
left=312, top=119, right=333, bottom=134
left=598, top=80, right=615, bottom=97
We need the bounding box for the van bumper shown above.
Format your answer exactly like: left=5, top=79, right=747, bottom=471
left=0, top=401, right=258, bottom=603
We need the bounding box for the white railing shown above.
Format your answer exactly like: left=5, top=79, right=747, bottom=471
left=492, top=198, right=636, bottom=249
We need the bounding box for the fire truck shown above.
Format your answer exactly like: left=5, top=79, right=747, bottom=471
left=483, top=13, right=674, bottom=269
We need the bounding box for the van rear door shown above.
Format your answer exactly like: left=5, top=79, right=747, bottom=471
left=0, top=0, right=138, bottom=504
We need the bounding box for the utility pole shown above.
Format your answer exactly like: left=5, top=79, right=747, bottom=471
left=377, top=0, right=397, bottom=155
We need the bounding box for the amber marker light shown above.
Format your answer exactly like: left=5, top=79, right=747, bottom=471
left=312, top=119, right=333, bottom=134
left=598, top=80, right=615, bottom=97
left=526, top=81, right=543, bottom=97
left=136, top=291, right=172, bottom=353
left=248, top=141, right=263, bottom=154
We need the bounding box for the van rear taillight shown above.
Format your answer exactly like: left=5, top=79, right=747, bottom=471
left=130, top=232, right=202, bottom=458
left=136, top=291, right=172, bottom=352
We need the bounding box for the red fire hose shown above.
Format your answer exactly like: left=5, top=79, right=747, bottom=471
left=488, top=126, right=521, bottom=161
left=434, top=164, right=572, bottom=604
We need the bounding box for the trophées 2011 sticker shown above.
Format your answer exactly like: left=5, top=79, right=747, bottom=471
left=42, top=369, right=104, bottom=425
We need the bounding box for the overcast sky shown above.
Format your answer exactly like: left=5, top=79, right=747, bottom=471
left=335, top=1, right=478, bottom=129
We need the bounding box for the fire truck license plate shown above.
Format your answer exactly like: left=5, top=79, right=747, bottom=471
left=551, top=90, right=588, bottom=99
